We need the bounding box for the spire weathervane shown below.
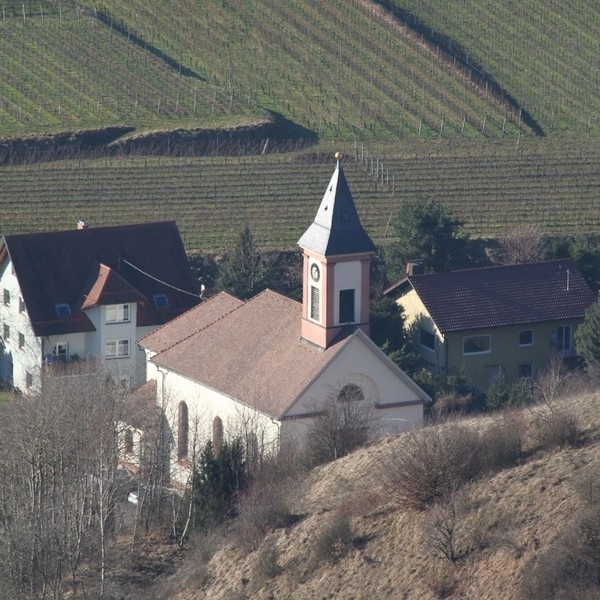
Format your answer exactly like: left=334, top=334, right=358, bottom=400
left=334, top=151, right=343, bottom=167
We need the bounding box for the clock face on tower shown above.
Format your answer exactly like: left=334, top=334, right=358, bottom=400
left=310, top=263, right=320, bottom=282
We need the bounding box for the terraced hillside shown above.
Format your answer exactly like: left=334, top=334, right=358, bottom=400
left=0, top=2, right=264, bottom=136
left=2, top=0, right=529, bottom=140
left=392, top=0, right=600, bottom=136
left=1, top=139, right=598, bottom=252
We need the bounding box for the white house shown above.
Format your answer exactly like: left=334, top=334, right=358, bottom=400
left=0, top=221, right=199, bottom=393
left=139, top=158, right=429, bottom=482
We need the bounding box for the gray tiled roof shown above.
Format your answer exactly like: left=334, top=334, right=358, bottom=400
left=298, top=162, right=376, bottom=256
left=403, top=259, right=596, bottom=333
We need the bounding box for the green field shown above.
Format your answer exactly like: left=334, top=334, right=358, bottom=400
left=0, top=0, right=598, bottom=251
left=1, top=138, right=598, bottom=252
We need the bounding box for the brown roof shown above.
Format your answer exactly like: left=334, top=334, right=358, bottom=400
left=151, top=289, right=357, bottom=419
left=390, top=259, right=596, bottom=333
left=1, top=222, right=199, bottom=336
left=81, top=263, right=146, bottom=309
left=140, top=291, right=244, bottom=354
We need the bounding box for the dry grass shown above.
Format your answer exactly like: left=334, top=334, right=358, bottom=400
left=150, top=389, right=600, bottom=600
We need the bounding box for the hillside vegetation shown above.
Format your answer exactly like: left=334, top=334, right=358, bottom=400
left=136, top=385, right=600, bottom=599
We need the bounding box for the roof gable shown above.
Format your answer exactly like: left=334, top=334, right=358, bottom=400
left=3, top=221, right=199, bottom=336
left=398, top=259, right=596, bottom=333
left=298, top=162, right=376, bottom=256
left=81, top=263, right=146, bottom=309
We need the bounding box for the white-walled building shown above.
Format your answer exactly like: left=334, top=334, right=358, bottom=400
left=140, top=159, right=429, bottom=481
left=0, top=221, right=199, bottom=393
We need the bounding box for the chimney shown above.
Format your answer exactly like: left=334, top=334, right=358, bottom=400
left=77, top=220, right=88, bottom=230
left=406, top=260, right=424, bottom=276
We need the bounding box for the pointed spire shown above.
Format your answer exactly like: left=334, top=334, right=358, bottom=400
left=298, top=154, right=376, bottom=256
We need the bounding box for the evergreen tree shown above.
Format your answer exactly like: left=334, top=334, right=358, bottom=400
left=575, top=300, right=600, bottom=370
left=217, top=225, right=269, bottom=299
left=194, top=438, right=246, bottom=527
left=387, top=197, right=469, bottom=279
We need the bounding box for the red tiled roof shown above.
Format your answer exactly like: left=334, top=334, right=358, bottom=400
left=2, top=222, right=199, bottom=336
left=151, top=289, right=356, bottom=419
left=140, top=291, right=244, bottom=354
left=399, top=259, right=596, bottom=333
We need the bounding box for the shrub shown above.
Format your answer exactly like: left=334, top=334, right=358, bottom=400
left=519, top=505, right=600, bottom=599
left=532, top=407, right=579, bottom=450
left=254, top=540, right=282, bottom=581
left=431, top=392, right=476, bottom=419
left=479, top=411, right=525, bottom=471
left=305, top=391, right=372, bottom=465
left=381, top=424, right=481, bottom=510
left=234, top=480, right=294, bottom=552
left=312, top=512, right=353, bottom=564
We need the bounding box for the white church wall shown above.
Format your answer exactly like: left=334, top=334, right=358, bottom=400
left=155, top=367, right=280, bottom=484
left=283, top=334, right=424, bottom=442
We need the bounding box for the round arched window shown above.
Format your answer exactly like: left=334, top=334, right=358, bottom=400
left=337, top=383, right=364, bottom=403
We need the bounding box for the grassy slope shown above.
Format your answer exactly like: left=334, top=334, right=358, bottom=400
left=152, top=388, right=600, bottom=599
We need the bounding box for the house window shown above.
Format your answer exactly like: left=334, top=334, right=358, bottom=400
left=18, top=333, right=24, bottom=349
left=556, top=325, right=572, bottom=353
left=463, top=334, right=491, bottom=355
left=18, top=298, right=25, bottom=313
left=105, top=339, right=130, bottom=358
left=25, top=372, right=33, bottom=389
left=339, top=289, right=355, bottom=324
left=106, top=304, right=130, bottom=323
left=53, top=343, right=68, bottom=362
left=519, top=364, right=533, bottom=379
left=3, top=324, right=9, bottom=340
left=153, top=294, right=169, bottom=309
left=177, top=401, right=189, bottom=460
left=3, top=289, right=9, bottom=306
left=310, top=285, right=320, bottom=321
left=55, top=303, right=71, bottom=318
left=420, top=328, right=436, bottom=351
left=519, top=330, right=533, bottom=346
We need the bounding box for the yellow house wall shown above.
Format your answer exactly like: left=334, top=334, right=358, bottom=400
left=445, top=319, right=582, bottom=391
left=397, top=287, right=583, bottom=392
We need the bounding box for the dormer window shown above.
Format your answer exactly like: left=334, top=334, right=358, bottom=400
left=153, top=294, right=169, bottom=309
left=55, top=303, right=71, bottom=318
left=106, top=303, right=130, bottom=323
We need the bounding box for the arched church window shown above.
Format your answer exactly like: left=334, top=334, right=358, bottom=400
left=177, top=401, right=189, bottom=460
left=212, top=416, right=223, bottom=457
left=338, top=383, right=364, bottom=402
left=124, top=429, right=134, bottom=455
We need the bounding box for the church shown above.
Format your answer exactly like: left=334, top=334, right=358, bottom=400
left=138, top=157, right=429, bottom=479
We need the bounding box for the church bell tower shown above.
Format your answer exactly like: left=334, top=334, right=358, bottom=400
left=298, top=154, right=376, bottom=349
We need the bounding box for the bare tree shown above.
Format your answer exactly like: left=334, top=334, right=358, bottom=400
left=489, top=223, right=548, bottom=265
left=0, top=367, right=125, bottom=598
left=305, top=385, right=373, bottom=465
